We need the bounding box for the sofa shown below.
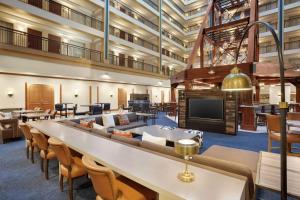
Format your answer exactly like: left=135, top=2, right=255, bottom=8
left=57, top=118, right=258, bottom=200
left=0, top=114, right=21, bottom=144
left=61, top=112, right=147, bottom=132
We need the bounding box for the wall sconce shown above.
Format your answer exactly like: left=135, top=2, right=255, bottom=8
left=74, top=91, right=79, bottom=98
left=7, top=91, right=14, bottom=97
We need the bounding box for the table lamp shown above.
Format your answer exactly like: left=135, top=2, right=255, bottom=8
left=175, top=139, right=199, bottom=182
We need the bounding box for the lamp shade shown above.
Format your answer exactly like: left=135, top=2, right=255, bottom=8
left=221, top=66, right=252, bottom=91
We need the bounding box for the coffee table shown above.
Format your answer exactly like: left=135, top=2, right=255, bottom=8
left=128, top=125, right=199, bottom=146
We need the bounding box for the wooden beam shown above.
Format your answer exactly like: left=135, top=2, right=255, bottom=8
left=89, top=85, right=92, bottom=104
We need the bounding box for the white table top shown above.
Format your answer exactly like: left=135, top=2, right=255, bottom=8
left=129, top=125, right=197, bottom=142
left=256, top=151, right=300, bottom=198
left=28, top=120, right=246, bottom=200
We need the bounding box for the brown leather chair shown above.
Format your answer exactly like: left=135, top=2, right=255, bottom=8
left=48, top=137, right=87, bottom=200
left=30, top=129, right=56, bottom=179
left=19, top=123, right=37, bottom=163
left=266, top=114, right=300, bottom=156
left=82, top=155, right=156, bottom=200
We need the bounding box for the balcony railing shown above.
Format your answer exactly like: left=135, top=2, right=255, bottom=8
left=185, top=5, right=208, bottom=16
left=110, top=0, right=158, bottom=31
left=260, top=40, right=300, bottom=53
left=19, top=0, right=103, bottom=31
left=0, top=26, right=171, bottom=76
left=259, top=17, right=300, bottom=33
left=259, top=0, right=300, bottom=12
left=109, top=25, right=159, bottom=52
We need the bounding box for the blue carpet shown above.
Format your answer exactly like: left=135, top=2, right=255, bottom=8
left=0, top=113, right=297, bottom=200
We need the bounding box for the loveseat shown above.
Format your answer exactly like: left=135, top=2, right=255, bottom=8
left=60, top=112, right=147, bottom=132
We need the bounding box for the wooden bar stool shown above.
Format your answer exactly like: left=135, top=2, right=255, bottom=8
left=19, top=123, right=37, bottom=163
left=48, top=137, right=87, bottom=200
left=82, top=155, right=156, bottom=200
left=30, top=129, right=56, bottom=179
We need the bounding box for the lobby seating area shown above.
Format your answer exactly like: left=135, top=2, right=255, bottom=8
left=0, top=112, right=297, bottom=200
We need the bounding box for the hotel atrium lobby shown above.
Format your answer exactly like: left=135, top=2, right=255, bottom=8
left=0, top=0, right=300, bottom=200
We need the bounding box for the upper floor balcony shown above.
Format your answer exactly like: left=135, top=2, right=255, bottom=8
left=260, top=40, right=300, bottom=54
left=259, top=17, right=300, bottom=33
left=259, top=0, right=300, bottom=13
left=0, top=26, right=176, bottom=77
left=19, top=0, right=103, bottom=31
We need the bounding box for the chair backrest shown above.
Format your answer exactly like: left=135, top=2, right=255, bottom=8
left=48, top=137, right=72, bottom=167
left=19, top=123, right=33, bottom=140
left=103, top=103, right=110, bottom=111
left=82, top=155, right=118, bottom=200
left=287, top=112, right=300, bottom=120
left=55, top=104, right=63, bottom=111
left=92, top=106, right=103, bottom=115
left=266, top=114, right=280, bottom=133
left=31, top=129, right=48, bottom=150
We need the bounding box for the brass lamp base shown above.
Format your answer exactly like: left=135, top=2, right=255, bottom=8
left=177, top=171, right=195, bottom=182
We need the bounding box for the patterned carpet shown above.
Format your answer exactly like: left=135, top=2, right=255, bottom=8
left=0, top=113, right=297, bottom=200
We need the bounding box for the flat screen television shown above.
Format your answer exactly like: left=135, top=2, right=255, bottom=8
left=188, top=98, right=224, bottom=120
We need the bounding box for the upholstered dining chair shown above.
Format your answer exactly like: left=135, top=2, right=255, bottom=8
left=266, top=114, right=300, bottom=156
left=82, top=155, right=156, bottom=200
left=19, top=123, right=37, bottom=163
left=48, top=137, right=87, bottom=200
left=30, top=129, right=56, bottom=179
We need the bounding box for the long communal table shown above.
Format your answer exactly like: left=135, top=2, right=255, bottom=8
left=28, top=121, right=246, bottom=200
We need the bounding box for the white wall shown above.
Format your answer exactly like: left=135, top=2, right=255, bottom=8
left=0, top=74, right=170, bottom=110
left=269, top=85, right=291, bottom=104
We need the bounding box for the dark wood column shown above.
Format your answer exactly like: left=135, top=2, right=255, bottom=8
left=296, top=85, right=300, bottom=112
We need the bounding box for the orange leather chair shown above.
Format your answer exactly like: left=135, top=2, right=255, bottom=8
left=287, top=112, right=300, bottom=120
left=30, top=129, right=56, bottom=179
left=48, top=137, right=87, bottom=200
left=82, top=155, right=156, bottom=200
left=266, top=114, right=300, bottom=155
left=19, top=123, right=37, bottom=163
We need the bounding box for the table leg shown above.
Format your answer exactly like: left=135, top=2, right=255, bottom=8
left=65, top=104, right=68, bottom=118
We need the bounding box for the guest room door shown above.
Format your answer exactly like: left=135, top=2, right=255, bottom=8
left=26, top=84, right=54, bottom=110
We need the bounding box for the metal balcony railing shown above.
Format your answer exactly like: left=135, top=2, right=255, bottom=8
left=259, top=17, right=300, bottom=33
left=185, top=5, right=208, bottom=16
left=259, top=0, right=300, bottom=12
left=260, top=40, right=300, bottom=53
left=0, top=26, right=173, bottom=76
left=19, top=0, right=103, bottom=31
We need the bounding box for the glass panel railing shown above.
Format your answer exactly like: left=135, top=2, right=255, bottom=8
left=19, top=0, right=103, bottom=31
left=285, top=40, right=300, bottom=50
left=259, top=17, right=300, bottom=33
left=185, top=5, right=208, bottom=16
left=260, top=40, right=300, bottom=53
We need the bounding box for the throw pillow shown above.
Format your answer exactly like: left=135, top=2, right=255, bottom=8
left=102, top=115, right=116, bottom=127
left=92, top=123, right=107, bottom=133
left=112, top=129, right=132, bottom=138
left=142, top=131, right=166, bottom=146
left=117, top=114, right=130, bottom=126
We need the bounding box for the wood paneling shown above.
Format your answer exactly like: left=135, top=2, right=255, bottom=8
left=48, top=34, right=61, bottom=54
left=118, top=88, right=127, bottom=108
left=28, top=0, right=42, bottom=8
left=49, top=0, right=62, bottom=15
left=28, top=28, right=42, bottom=50
left=25, top=82, right=28, bottom=110
left=27, top=84, right=54, bottom=110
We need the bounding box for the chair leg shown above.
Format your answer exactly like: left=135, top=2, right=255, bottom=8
left=60, top=174, right=64, bottom=192
left=68, top=177, right=73, bottom=200
left=45, top=159, right=49, bottom=180
left=31, top=145, right=34, bottom=163
left=288, top=143, right=292, bottom=153
left=26, top=145, right=29, bottom=159
left=268, top=138, right=272, bottom=152
left=40, top=157, right=44, bottom=172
